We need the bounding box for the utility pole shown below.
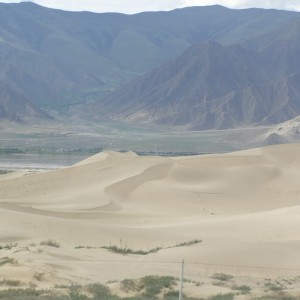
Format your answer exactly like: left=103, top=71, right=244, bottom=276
left=179, top=259, right=184, bottom=300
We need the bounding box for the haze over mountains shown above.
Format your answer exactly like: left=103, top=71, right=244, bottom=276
left=1, top=2, right=300, bottom=129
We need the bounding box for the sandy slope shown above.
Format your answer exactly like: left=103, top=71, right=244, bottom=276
left=1, top=144, right=300, bottom=295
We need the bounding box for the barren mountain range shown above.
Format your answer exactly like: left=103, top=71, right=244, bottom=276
left=96, top=41, right=300, bottom=129
left=0, top=2, right=300, bottom=129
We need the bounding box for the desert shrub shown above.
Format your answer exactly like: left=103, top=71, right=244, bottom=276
left=231, top=284, right=251, bottom=294
left=208, top=293, right=235, bottom=300
left=175, top=240, right=202, bottom=247
left=252, top=292, right=299, bottom=300
left=211, top=273, right=234, bottom=282
left=102, top=239, right=202, bottom=256
left=101, top=245, right=161, bottom=255
left=40, top=240, right=60, bottom=248
left=33, top=272, right=45, bottom=281
left=264, top=281, right=285, bottom=292
left=138, top=276, right=176, bottom=298
left=0, top=288, right=71, bottom=300
left=0, top=243, right=18, bottom=250
left=87, top=283, right=112, bottom=299
left=69, top=285, right=88, bottom=300
left=0, top=257, right=17, bottom=266
left=163, top=290, right=180, bottom=300
left=121, top=279, right=138, bottom=292
left=0, top=280, right=22, bottom=287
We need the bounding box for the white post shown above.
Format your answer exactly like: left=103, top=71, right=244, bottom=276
left=179, top=259, right=184, bottom=300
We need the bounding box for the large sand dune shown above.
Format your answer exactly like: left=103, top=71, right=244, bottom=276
left=1, top=144, right=300, bottom=296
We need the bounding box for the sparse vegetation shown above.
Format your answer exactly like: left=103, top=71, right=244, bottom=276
left=174, top=239, right=202, bottom=247
left=101, top=245, right=162, bottom=255
left=264, top=279, right=285, bottom=292
left=138, top=276, right=176, bottom=297
left=74, top=246, right=101, bottom=249
left=231, top=284, right=251, bottom=294
left=0, top=257, right=17, bottom=266
left=120, top=275, right=176, bottom=297
left=101, top=239, right=202, bottom=255
left=211, top=273, right=234, bottom=282
left=87, top=283, right=112, bottom=299
left=68, top=284, right=88, bottom=300
left=252, top=292, right=299, bottom=300
left=208, top=294, right=235, bottom=300
left=40, top=239, right=60, bottom=248
left=0, top=281, right=299, bottom=300
left=0, top=243, right=18, bottom=250
left=0, top=279, right=22, bottom=287
left=33, top=272, right=45, bottom=281
left=120, top=279, right=137, bottom=292
left=0, top=288, right=47, bottom=300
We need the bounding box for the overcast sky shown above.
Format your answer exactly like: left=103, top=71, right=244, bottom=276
left=1, top=0, right=300, bottom=14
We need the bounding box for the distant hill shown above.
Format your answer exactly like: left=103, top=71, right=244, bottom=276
left=0, top=2, right=300, bottom=128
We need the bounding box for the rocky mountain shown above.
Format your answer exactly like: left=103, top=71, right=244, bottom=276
left=0, top=2, right=300, bottom=128
left=94, top=33, right=300, bottom=129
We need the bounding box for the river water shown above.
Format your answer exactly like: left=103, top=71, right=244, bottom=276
left=0, top=153, right=90, bottom=171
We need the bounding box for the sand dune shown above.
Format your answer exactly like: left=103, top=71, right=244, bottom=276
left=1, top=144, right=300, bottom=296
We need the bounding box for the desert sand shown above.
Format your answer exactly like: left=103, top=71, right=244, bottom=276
left=1, top=143, right=300, bottom=297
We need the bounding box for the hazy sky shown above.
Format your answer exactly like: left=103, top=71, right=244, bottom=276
left=1, top=0, right=300, bottom=14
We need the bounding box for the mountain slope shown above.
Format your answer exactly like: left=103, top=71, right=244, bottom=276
left=94, top=40, right=300, bottom=129
left=0, top=3, right=299, bottom=118
left=0, top=82, right=48, bottom=121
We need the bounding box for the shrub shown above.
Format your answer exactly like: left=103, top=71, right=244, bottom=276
left=0, top=279, right=22, bottom=287
left=87, top=283, right=112, bottom=299
left=253, top=292, right=298, bottom=300
left=121, top=279, right=137, bottom=292
left=40, top=240, right=60, bottom=248
left=0, top=257, right=17, bottom=266
left=69, top=284, right=88, bottom=300
left=0, top=243, right=18, bottom=250
left=211, top=273, right=234, bottom=282
left=208, top=293, right=235, bottom=300
left=231, top=284, right=251, bottom=294
left=175, top=240, right=202, bottom=247
left=33, top=272, right=45, bottom=281
left=101, top=245, right=161, bottom=255
left=264, top=281, right=285, bottom=292
left=163, top=290, right=180, bottom=300
left=138, top=276, right=176, bottom=298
